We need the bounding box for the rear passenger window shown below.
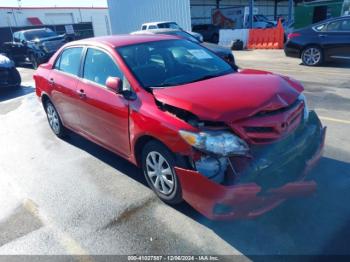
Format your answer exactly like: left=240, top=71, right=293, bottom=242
left=341, top=19, right=350, bottom=31
left=83, top=48, right=123, bottom=86
left=327, top=21, right=342, bottom=32
left=55, top=47, right=83, bottom=76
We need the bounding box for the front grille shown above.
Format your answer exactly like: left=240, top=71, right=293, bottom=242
left=229, top=99, right=304, bottom=144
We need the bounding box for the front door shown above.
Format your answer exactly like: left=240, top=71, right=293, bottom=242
left=76, top=47, right=130, bottom=156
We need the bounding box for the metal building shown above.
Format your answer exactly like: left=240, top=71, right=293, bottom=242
left=0, top=6, right=111, bottom=36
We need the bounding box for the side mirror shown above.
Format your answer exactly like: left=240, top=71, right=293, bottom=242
left=106, top=77, right=122, bottom=93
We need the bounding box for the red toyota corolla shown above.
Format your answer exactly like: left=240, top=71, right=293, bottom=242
left=34, top=35, right=326, bottom=220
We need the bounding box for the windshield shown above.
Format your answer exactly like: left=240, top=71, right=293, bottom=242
left=158, top=22, right=182, bottom=30
left=116, top=39, right=234, bottom=88
left=24, top=29, right=58, bottom=41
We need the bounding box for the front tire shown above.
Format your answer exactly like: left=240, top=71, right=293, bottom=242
left=301, top=46, right=323, bottom=66
left=44, top=101, right=66, bottom=138
left=141, top=141, right=183, bottom=205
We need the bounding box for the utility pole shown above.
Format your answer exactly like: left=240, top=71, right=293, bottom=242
left=288, top=0, right=293, bottom=24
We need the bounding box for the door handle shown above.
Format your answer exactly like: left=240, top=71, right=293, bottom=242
left=76, top=89, right=86, bottom=98
left=319, top=34, right=327, bottom=38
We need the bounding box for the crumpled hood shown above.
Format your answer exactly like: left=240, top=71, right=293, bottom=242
left=0, top=54, right=14, bottom=68
left=153, top=69, right=303, bottom=122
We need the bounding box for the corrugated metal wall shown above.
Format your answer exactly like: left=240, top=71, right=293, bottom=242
left=107, top=0, right=192, bottom=34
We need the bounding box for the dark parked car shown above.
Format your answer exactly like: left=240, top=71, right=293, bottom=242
left=285, top=16, right=350, bottom=66
left=35, top=35, right=325, bottom=220
left=131, top=29, right=237, bottom=68
left=0, top=54, right=21, bottom=89
left=2, top=28, right=66, bottom=69
left=192, top=24, right=220, bottom=43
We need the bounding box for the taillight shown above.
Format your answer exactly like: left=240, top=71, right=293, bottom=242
left=288, top=33, right=301, bottom=40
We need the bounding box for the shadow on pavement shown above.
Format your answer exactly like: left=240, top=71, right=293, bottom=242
left=62, top=132, right=148, bottom=187
left=0, top=85, right=34, bottom=102
left=61, top=132, right=350, bottom=255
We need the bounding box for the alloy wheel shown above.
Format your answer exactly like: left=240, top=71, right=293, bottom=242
left=46, top=103, right=60, bottom=134
left=302, top=47, right=322, bottom=66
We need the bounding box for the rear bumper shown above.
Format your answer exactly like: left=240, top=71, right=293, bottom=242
left=0, top=68, right=20, bottom=88
left=175, top=111, right=326, bottom=220
left=284, top=46, right=301, bottom=58
left=284, top=41, right=302, bottom=58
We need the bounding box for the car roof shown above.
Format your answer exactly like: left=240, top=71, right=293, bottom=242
left=142, top=21, right=176, bottom=25
left=314, top=15, right=350, bottom=25
left=64, top=34, right=180, bottom=48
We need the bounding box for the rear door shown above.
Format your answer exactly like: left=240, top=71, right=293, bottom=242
left=320, top=18, right=350, bottom=59
left=49, top=47, right=83, bottom=130
left=76, top=47, right=130, bottom=156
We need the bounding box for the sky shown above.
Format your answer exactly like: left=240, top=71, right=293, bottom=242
left=0, top=0, right=107, bottom=7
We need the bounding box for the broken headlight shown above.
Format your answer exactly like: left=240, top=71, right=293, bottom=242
left=298, top=93, right=309, bottom=120
left=179, top=130, right=249, bottom=156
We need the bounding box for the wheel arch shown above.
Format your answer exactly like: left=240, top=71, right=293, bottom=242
left=134, top=135, right=165, bottom=167
left=302, top=44, right=323, bottom=55
left=133, top=134, right=191, bottom=169
left=41, top=93, right=51, bottom=110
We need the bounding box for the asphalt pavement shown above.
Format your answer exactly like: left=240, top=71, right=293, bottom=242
left=0, top=50, right=349, bottom=257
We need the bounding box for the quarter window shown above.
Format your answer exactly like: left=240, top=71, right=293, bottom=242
left=55, top=47, right=83, bottom=76
left=83, top=48, right=123, bottom=86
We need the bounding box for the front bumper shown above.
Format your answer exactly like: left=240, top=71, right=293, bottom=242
left=175, top=111, right=326, bottom=220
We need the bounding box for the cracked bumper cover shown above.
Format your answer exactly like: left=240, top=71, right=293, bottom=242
left=175, top=111, right=326, bottom=220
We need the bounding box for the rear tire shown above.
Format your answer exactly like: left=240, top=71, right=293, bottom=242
left=301, top=46, right=323, bottom=66
left=141, top=141, right=183, bottom=205
left=44, top=100, right=66, bottom=138
left=12, top=68, right=21, bottom=88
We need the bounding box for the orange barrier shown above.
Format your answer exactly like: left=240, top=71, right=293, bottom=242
left=247, top=19, right=284, bottom=49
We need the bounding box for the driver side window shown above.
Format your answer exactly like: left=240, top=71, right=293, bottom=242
left=83, top=48, right=123, bottom=87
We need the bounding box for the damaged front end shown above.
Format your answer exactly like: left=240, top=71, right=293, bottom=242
left=175, top=111, right=326, bottom=220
